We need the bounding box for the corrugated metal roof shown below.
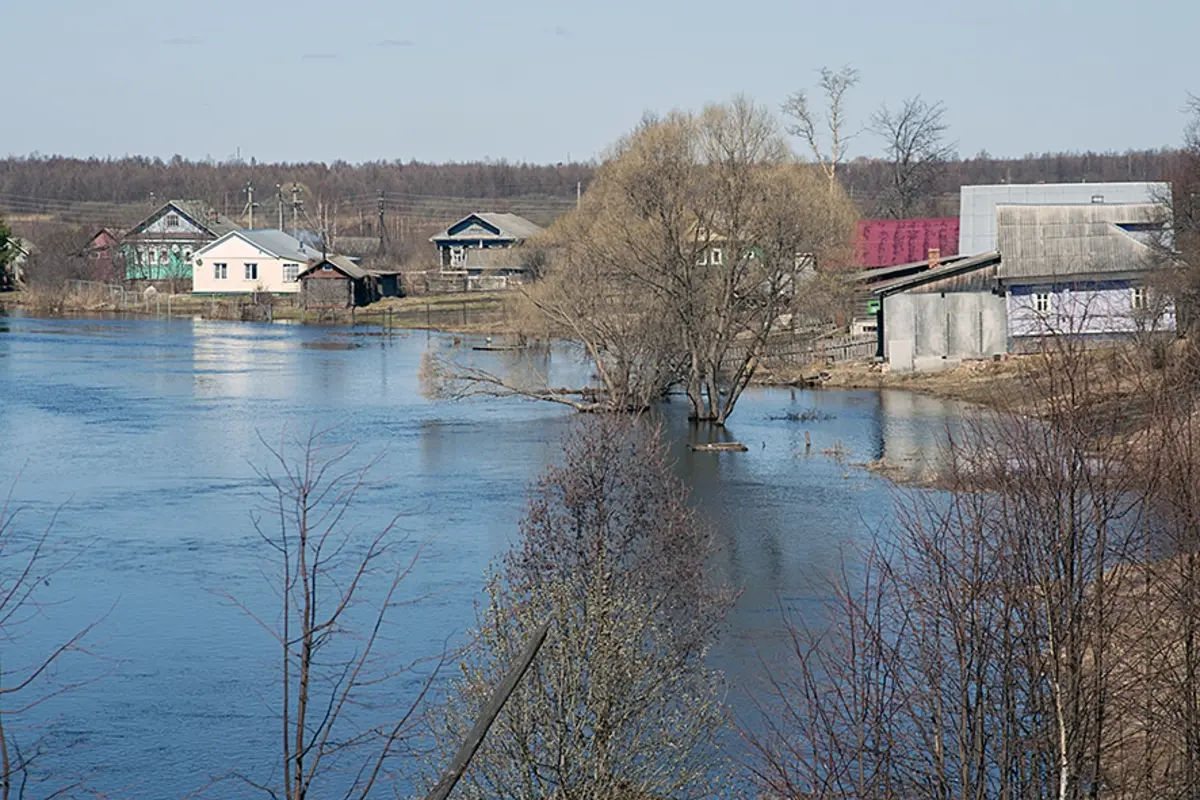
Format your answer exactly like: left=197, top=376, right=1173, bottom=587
left=207, top=229, right=321, bottom=262
left=995, top=203, right=1167, bottom=281
left=958, top=182, right=1168, bottom=254
left=430, top=212, right=544, bottom=243
left=855, top=218, right=959, bottom=268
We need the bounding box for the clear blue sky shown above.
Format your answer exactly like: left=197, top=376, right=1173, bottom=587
left=3, top=0, right=1197, bottom=165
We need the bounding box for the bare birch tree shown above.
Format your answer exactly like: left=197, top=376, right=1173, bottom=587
left=430, top=418, right=735, bottom=799
left=782, top=66, right=861, bottom=190
left=226, top=428, right=438, bottom=800
left=870, top=95, right=955, bottom=218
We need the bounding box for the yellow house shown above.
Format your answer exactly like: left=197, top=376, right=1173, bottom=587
left=192, top=230, right=323, bottom=295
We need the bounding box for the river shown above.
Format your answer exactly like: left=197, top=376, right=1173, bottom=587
left=0, top=313, right=964, bottom=797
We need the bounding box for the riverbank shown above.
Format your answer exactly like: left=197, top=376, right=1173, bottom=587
left=0, top=288, right=520, bottom=335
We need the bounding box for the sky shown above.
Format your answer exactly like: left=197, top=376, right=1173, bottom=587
left=3, top=0, right=1198, bottom=165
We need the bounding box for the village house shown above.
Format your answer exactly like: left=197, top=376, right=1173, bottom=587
left=430, top=212, right=544, bottom=289
left=122, top=200, right=238, bottom=283
left=297, top=255, right=401, bottom=308
left=996, top=202, right=1175, bottom=349
left=191, top=229, right=322, bottom=295
left=77, top=228, right=122, bottom=283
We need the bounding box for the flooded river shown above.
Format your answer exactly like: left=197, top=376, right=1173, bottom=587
left=0, top=313, right=965, bottom=796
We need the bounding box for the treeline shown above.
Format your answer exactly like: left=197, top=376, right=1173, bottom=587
left=0, top=148, right=1179, bottom=223
left=838, top=147, right=1175, bottom=217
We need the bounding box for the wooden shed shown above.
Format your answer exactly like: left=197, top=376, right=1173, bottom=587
left=298, top=255, right=401, bottom=308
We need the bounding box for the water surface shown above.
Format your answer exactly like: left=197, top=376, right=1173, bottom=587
left=0, top=314, right=964, bottom=796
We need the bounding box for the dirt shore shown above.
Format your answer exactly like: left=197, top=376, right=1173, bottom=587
left=753, top=356, right=1036, bottom=409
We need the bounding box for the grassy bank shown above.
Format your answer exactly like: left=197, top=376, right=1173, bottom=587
left=0, top=288, right=521, bottom=335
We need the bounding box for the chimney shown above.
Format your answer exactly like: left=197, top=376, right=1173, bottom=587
left=928, top=248, right=941, bottom=269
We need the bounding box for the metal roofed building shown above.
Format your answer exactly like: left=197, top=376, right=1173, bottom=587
left=958, top=182, right=1169, bottom=255
left=430, top=212, right=545, bottom=274
left=871, top=252, right=1005, bottom=371
left=995, top=202, right=1176, bottom=345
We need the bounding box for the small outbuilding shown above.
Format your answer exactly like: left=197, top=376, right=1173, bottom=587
left=873, top=251, right=1005, bottom=372
left=298, top=255, right=401, bottom=308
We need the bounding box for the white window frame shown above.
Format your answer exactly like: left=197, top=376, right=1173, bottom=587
left=1034, top=292, right=1051, bottom=313
left=710, top=247, right=724, bottom=266
left=165, top=214, right=180, bottom=228
left=1132, top=286, right=1147, bottom=310
left=449, top=247, right=467, bottom=268
left=214, top=262, right=227, bottom=280
left=244, top=263, right=258, bottom=281
left=283, top=263, right=300, bottom=283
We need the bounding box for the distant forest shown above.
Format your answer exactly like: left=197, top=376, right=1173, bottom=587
left=0, top=149, right=1180, bottom=262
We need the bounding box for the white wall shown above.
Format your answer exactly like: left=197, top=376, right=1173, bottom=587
left=1007, top=285, right=1175, bottom=339
left=192, top=236, right=302, bottom=294
left=884, top=291, right=1007, bottom=372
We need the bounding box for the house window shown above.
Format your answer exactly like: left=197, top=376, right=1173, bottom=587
left=696, top=250, right=708, bottom=266
left=1132, top=286, right=1147, bottom=310
left=183, top=248, right=192, bottom=262
left=214, top=262, right=227, bottom=280
left=244, top=263, right=258, bottom=280
left=1035, top=293, right=1051, bottom=313
left=158, top=249, right=169, bottom=265
left=165, top=214, right=180, bottom=228
left=710, top=247, right=724, bottom=266
left=283, top=263, right=300, bottom=283
left=449, top=247, right=466, bottom=268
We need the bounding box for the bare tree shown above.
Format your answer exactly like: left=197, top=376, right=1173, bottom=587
left=426, top=98, right=859, bottom=425
left=430, top=418, right=735, bottom=799
left=0, top=486, right=101, bottom=799
left=782, top=66, right=861, bottom=190
left=747, top=330, right=1152, bottom=800
left=869, top=96, right=955, bottom=218
left=225, top=428, right=439, bottom=800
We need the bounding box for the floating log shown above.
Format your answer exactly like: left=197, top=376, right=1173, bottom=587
left=689, top=442, right=749, bottom=452
left=471, top=345, right=524, bottom=351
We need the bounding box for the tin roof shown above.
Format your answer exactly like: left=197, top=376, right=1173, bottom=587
left=995, top=203, right=1168, bottom=281
left=855, top=218, right=959, bottom=268
left=430, top=212, right=544, bottom=243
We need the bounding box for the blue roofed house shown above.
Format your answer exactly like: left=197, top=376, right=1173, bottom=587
left=430, top=212, right=544, bottom=290
left=996, top=202, right=1176, bottom=350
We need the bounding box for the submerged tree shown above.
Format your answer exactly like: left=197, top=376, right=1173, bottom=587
left=427, top=97, right=858, bottom=425
left=431, top=418, right=735, bottom=799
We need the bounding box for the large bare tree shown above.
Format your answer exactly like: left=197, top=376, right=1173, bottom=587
left=426, top=98, right=858, bottom=425
left=782, top=66, right=861, bottom=190
left=430, top=418, right=734, bottom=799
left=869, top=95, right=955, bottom=218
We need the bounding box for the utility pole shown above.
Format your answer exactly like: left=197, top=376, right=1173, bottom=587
left=277, top=184, right=283, bottom=230
left=576, top=181, right=581, bottom=209
left=378, top=190, right=386, bottom=255
left=245, top=182, right=257, bottom=228
left=291, top=183, right=301, bottom=237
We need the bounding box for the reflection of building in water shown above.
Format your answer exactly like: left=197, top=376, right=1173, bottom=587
left=190, top=320, right=299, bottom=402
left=877, top=390, right=967, bottom=478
